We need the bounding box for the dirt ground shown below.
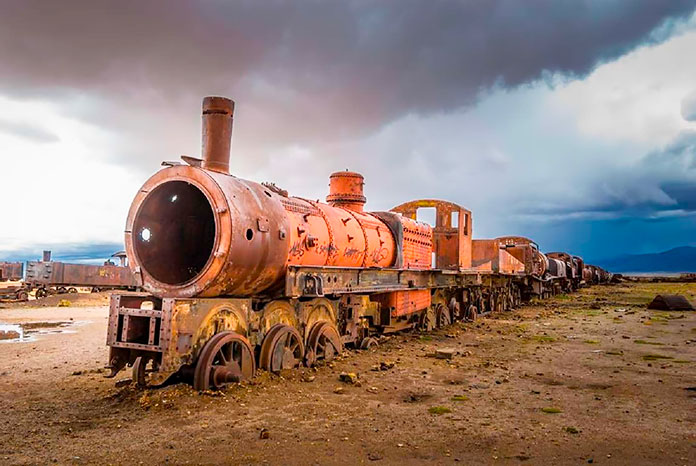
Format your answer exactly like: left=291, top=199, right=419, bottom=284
left=1, top=282, right=695, bottom=465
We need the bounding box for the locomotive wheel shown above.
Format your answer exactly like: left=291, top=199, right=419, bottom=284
left=193, top=331, right=255, bottom=391
left=35, top=288, right=47, bottom=299
left=466, top=305, right=478, bottom=321
left=68, top=287, right=78, bottom=294
left=132, top=355, right=153, bottom=388
left=495, top=293, right=504, bottom=313
left=259, top=324, right=304, bottom=374
left=448, top=298, right=462, bottom=321
left=360, top=337, right=379, bottom=350
left=435, top=304, right=451, bottom=328
left=419, top=307, right=436, bottom=331
left=304, top=322, right=342, bottom=368
left=91, top=287, right=101, bottom=293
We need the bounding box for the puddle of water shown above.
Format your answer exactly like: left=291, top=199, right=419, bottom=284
left=0, top=321, right=84, bottom=343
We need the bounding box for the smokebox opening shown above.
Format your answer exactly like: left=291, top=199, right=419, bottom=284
left=133, top=181, right=216, bottom=285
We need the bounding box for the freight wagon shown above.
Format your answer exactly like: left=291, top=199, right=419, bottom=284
left=26, top=251, right=139, bottom=298
left=0, top=261, right=23, bottom=282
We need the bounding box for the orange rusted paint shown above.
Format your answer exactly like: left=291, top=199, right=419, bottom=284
left=497, top=236, right=546, bottom=277
left=471, top=239, right=523, bottom=274
left=201, top=96, right=234, bottom=174
left=326, top=171, right=366, bottom=212
left=126, top=165, right=400, bottom=298
left=391, top=199, right=471, bottom=270
left=401, top=217, right=432, bottom=269
left=282, top=196, right=396, bottom=269
left=373, top=289, right=431, bottom=317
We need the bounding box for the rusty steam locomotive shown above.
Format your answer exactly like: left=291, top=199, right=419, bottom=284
left=105, top=96, right=611, bottom=389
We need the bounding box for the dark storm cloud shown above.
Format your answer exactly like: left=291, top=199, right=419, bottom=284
left=0, top=0, right=694, bottom=145
left=0, top=119, right=59, bottom=143
left=517, top=130, right=696, bottom=220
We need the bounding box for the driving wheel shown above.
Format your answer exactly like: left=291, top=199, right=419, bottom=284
left=193, top=331, right=255, bottom=390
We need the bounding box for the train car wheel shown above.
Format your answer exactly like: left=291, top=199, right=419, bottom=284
left=360, top=337, right=379, bottom=350
left=35, top=288, right=47, bottom=299
left=435, top=304, right=451, bottom=328
left=448, top=298, right=462, bottom=321
left=419, top=307, right=436, bottom=331
left=259, top=324, right=304, bottom=374
left=57, top=286, right=67, bottom=294
left=304, top=322, right=342, bottom=368
left=466, top=305, right=478, bottom=321
left=495, top=293, right=504, bottom=313
left=132, top=355, right=154, bottom=388
left=193, top=331, right=255, bottom=391
left=68, top=287, right=78, bottom=294
left=16, top=291, right=28, bottom=302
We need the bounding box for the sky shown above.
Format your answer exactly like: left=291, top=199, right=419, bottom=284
left=1, top=1, right=696, bottom=264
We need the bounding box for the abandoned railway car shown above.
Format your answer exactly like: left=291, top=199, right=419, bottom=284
left=105, top=96, right=611, bottom=390
left=26, top=251, right=139, bottom=297
left=0, top=261, right=23, bottom=282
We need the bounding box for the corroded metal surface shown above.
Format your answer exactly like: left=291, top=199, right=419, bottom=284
left=0, top=262, right=23, bottom=282
left=326, top=171, right=366, bottom=212
left=547, top=252, right=575, bottom=279
left=304, top=321, right=342, bottom=367
left=25, top=258, right=137, bottom=289
left=259, top=324, right=304, bottom=373
left=372, top=289, right=431, bottom=317
left=193, top=331, right=255, bottom=390
left=201, top=96, right=234, bottom=174
left=391, top=199, right=471, bottom=270
left=497, top=236, right=547, bottom=277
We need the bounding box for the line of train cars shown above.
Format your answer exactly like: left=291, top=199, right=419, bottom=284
left=0, top=251, right=138, bottom=301
left=104, top=96, right=612, bottom=390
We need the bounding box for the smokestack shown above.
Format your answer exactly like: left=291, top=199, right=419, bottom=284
left=201, top=96, right=235, bottom=174
left=42, top=250, right=51, bottom=262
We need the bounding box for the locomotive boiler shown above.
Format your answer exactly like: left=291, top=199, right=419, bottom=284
left=105, top=96, right=608, bottom=391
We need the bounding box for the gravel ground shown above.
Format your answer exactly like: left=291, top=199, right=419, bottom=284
left=0, top=282, right=694, bottom=465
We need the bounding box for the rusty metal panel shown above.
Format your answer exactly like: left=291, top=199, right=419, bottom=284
left=401, top=217, right=432, bottom=269
left=107, top=293, right=252, bottom=385
left=391, top=199, right=471, bottom=270
left=472, top=239, right=499, bottom=271
left=546, top=257, right=567, bottom=278
left=372, top=289, right=431, bottom=317
left=572, top=256, right=585, bottom=280
left=496, top=236, right=546, bottom=277
left=284, top=265, right=484, bottom=298
left=498, top=248, right=525, bottom=274
left=0, top=262, right=23, bottom=281
left=547, top=252, right=575, bottom=278
left=25, top=260, right=138, bottom=288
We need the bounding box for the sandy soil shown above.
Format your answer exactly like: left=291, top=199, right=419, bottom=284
left=0, top=282, right=694, bottom=465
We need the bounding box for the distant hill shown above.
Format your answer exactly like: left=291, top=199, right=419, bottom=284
left=596, top=246, right=696, bottom=273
